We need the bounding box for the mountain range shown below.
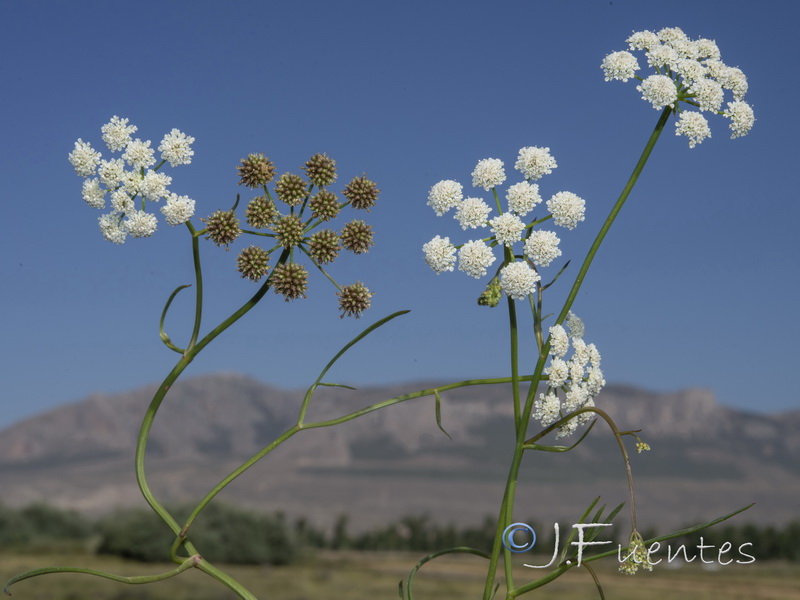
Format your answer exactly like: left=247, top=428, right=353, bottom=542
left=1, top=373, right=798, bottom=532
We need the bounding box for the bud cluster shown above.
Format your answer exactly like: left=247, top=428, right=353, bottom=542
left=203, top=152, right=380, bottom=318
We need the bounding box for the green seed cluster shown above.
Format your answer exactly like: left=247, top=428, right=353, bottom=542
left=202, top=210, right=241, bottom=247
left=343, top=174, right=379, bottom=211
left=237, top=153, right=275, bottom=188
left=237, top=245, right=270, bottom=281
left=245, top=196, right=279, bottom=229
left=303, top=153, right=337, bottom=188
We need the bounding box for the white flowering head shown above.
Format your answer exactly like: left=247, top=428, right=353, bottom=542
left=534, top=315, right=604, bottom=436
left=499, top=261, right=540, bottom=300
left=69, top=116, right=196, bottom=243
left=455, top=197, right=492, bottom=230
left=604, top=27, right=754, bottom=145
left=547, top=191, right=585, bottom=229
left=423, top=147, right=583, bottom=301
left=471, top=158, right=506, bottom=190
left=458, top=240, right=496, bottom=279
left=515, top=146, right=557, bottom=180
left=423, top=235, right=457, bottom=273
left=427, top=179, right=463, bottom=216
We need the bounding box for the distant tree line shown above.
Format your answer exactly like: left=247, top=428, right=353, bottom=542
left=0, top=503, right=797, bottom=564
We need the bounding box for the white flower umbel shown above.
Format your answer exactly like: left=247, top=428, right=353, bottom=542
left=455, top=197, right=492, bottom=230
left=549, top=324, right=569, bottom=358
left=158, top=129, right=195, bottom=167
left=427, top=180, right=464, bottom=216
left=515, top=146, right=557, bottom=181
left=101, top=116, right=137, bottom=152
left=124, top=210, right=158, bottom=238
left=506, top=181, right=542, bottom=216
left=458, top=240, right=496, bottom=279
left=499, top=261, right=540, bottom=300
left=565, top=311, right=585, bottom=340
left=97, top=158, right=127, bottom=187
left=547, top=191, right=585, bottom=229
left=489, top=212, right=525, bottom=246
left=606, top=27, right=754, bottom=144
left=472, top=158, right=506, bottom=190
left=637, top=74, right=678, bottom=109
left=601, top=51, right=640, bottom=82
left=545, top=357, right=569, bottom=388
left=81, top=178, right=106, bottom=209
left=68, top=139, right=102, bottom=177
left=122, top=138, right=156, bottom=170
left=675, top=111, right=711, bottom=148
left=724, top=101, right=755, bottom=138
left=140, top=170, right=172, bottom=201
left=533, top=391, right=561, bottom=427
left=161, top=193, right=196, bottom=226
left=423, top=235, right=457, bottom=274
left=524, top=230, right=561, bottom=267
left=111, top=189, right=135, bottom=214
left=98, top=213, right=127, bottom=244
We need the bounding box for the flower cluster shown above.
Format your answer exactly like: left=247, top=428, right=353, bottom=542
left=207, top=152, right=378, bottom=317
left=601, top=27, right=755, bottom=147
left=423, top=147, right=584, bottom=302
left=68, top=116, right=196, bottom=243
left=533, top=312, right=605, bottom=438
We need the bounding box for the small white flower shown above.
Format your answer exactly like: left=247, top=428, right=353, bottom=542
left=81, top=178, right=106, bottom=209
left=675, top=111, right=711, bottom=148
left=626, top=30, right=659, bottom=51
left=515, top=146, right=557, bottom=180
left=637, top=74, right=678, bottom=109
left=718, top=66, right=748, bottom=100
left=693, top=38, right=721, bottom=60
left=586, top=367, right=606, bottom=396
left=534, top=391, right=561, bottom=427
left=119, top=170, right=141, bottom=197
left=423, top=235, right=457, bottom=274
left=489, top=212, right=526, bottom=246
left=499, top=261, right=540, bottom=300
left=458, top=240, right=496, bottom=279
left=547, top=191, right=585, bottom=230
left=587, top=343, right=601, bottom=368
left=140, top=170, right=172, bottom=201
left=724, top=101, right=755, bottom=138
left=98, top=212, right=127, bottom=244
left=97, top=158, right=127, bottom=187
left=427, top=180, right=463, bottom=216
left=549, top=324, right=569, bottom=358
left=110, top=188, right=134, bottom=213
left=674, top=58, right=706, bottom=85
left=601, top=51, right=640, bottom=82
left=545, top=357, right=569, bottom=388
left=506, top=181, right=542, bottom=216
left=68, top=139, right=101, bottom=177
left=101, top=116, right=137, bottom=152
left=161, top=193, right=196, bottom=226
left=565, top=311, right=585, bottom=340
left=645, top=44, right=679, bottom=70
left=688, top=78, right=724, bottom=112
left=572, top=339, right=590, bottom=369
left=568, top=356, right=585, bottom=384
left=563, top=382, right=590, bottom=413
left=158, top=128, right=195, bottom=167
left=455, top=197, right=492, bottom=230
left=124, top=210, right=158, bottom=238
left=524, top=230, right=561, bottom=267
left=122, top=138, right=156, bottom=170
left=657, top=27, right=688, bottom=44
left=556, top=418, right=579, bottom=439
left=471, top=158, right=506, bottom=190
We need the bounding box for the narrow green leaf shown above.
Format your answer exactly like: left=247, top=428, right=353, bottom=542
left=159, top=284, right=191, bottom=354
left=434, top=389, right=452, bottom=440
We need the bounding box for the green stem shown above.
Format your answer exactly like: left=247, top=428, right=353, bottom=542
left=482, top=106, right=673, bottom=598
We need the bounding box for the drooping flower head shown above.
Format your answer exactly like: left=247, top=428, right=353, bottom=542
left=601, top=27, right=755, bottom=146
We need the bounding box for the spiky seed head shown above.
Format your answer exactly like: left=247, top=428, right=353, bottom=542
left=309, top=190, right=341, bottom=221
left=245, top=195, right=279, bottom=229
left=343, top=174, right=379, bottom=211
left=237, top=245, right=270, bottom=281
left=308, top=229, right=340, bottom=264
left=273, top=214, right=305, bottom=248
left=303, top=153, right=337, bottom=188
left=340, top=220, right=373, bottom=254
left=271, top=262, right=308, bottom=301
left=275, top=173, right=307, bottom=206
left=237, top=153, right=276, bottom=188
left=202, top=210, right=241, bottom=248
left=337, top=282, right=373, bottom=318
left=477, top=277, right=503, bottom=307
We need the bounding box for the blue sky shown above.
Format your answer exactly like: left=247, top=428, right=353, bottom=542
left=1, top=0, right=798, bottom=429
